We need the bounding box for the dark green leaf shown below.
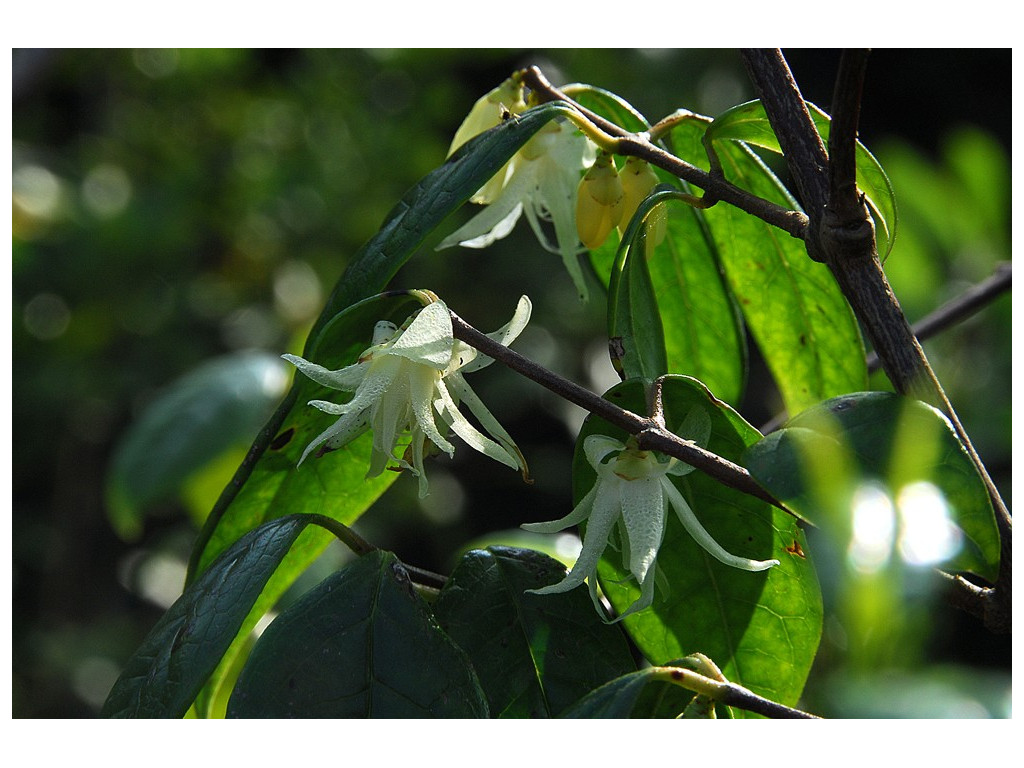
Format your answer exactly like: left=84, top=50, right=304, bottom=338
left=560, top=667, right=692, bottom=718
left=743, top=392, right=1000, bottom=581
left=105, top=351, right=288, bottom=540
left=578, top=377, right=822, bottom=714
left=101, top=515, right=316, bottom=718
left=671, top=118, right=867, bottom=415
left=433, top=546, right=636, bottom=718
left=227, top=550, right=488, bottom=718
left=705, top=99, right=897, bottom=258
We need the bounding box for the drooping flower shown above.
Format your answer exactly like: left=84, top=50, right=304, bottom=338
left=437, top=118, right=598, bottom=301
left=283, top=295, right=531, bottom=497
left=446, top=77, right=528, bottom=205
left=522, top=407, right=778, bottom=621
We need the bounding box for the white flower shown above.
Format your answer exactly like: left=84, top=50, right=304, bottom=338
left=523, top=408, right=778, bottom=621
left=437, top=118, right=598, bottom=301
left=283, top=296, right=531, bottom=497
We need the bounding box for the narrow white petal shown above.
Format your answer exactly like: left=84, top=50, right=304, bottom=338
left=611, top=565, right=658, bottom=623
left=444, top=373, right=524, bottom=470
left=521, top=485, right=597, bottom=534
left=433, top=378, right=514, bottom=467
left=410, top=369, right=455, bottom=457
left=456, top=295, right=534, bottom=374
left=307, top=399, right=349, bottom=415
left=297, top=409, right=371, bottom=465
left=283, top=354, right=367, bottom=392
left=435, top=166, right=536, bottom=251
left=662, top=477, right=779, bottom=571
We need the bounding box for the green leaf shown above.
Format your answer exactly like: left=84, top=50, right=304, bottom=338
left=671, top=118, right=867, bottom=415
left=606, top=195, right=668, bottom=382
left=742, top=391, right=1000, bottom=581
left=105, top=351, right=288, bottom=540
left=101, top=514, right=317, bottom=718
left=226, top=550, right=488, bottom=718
left=559, top=668, right=690, bottom=718
left=577, top=90, right=746, bottom=405
left=577, top=376, right=822, bottom=714
left=592, top=190, right=747, bottom=406
left=433, top=546, right=636, bottom=718
left=705, top=99, right=898, bottom=259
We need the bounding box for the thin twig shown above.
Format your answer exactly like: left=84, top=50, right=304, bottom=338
left=448, top=310, right=783, bottom=510
left=866, top=262, right=1012, bottom=372
left=652, top=666, right=820, bottom=719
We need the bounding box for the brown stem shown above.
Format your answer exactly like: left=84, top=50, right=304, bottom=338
left=741, top=48, right=1010, bottom=633
left=448, top=310, right=783, bottom=509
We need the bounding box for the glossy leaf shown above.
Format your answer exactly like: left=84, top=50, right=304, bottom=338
left=560, top=667, right=691, bottom=718
left=743, top=391, right=1000, bottom=581
left=576, top=376, right=822, bottom=714
left=227, top=550, right=488, bottom=718
left=106, top=351, right=289, bottom=540
left=433, top=546, right=636, bottom=718
left=101, top=515, right=317, bottom=718
left=671, top=118, right=867, bottom=415
left=704, top=99, right=897, bottom=258
left=605, top=188, right=746, bottom=403
left=606, top=197, right=668, bottom=382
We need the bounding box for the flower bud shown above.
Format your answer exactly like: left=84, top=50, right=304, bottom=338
left=447, top=78, right=527, bottom=204
left=575, top=153, right=625, bottom=250
left=619, top=157, right=667, bottom=247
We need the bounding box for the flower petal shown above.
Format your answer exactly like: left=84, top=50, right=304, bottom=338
left=530, top=478, right=621, bottom=596
left=443, top=372, right=524, bottom=471
left=456, top=295, right=533, bottom=374
left=521, top=485, right=597, bottom=534
left=433, top=377, right=515, bottom=468
left=387, top=301, right=453, bottom=370
left=662, top=477, right=779, bottom=571
left=583, top=435, right=627, bottom=473
left=619, top=475, right=666, bottom=584
left=282, top=353, right=367, bottom=392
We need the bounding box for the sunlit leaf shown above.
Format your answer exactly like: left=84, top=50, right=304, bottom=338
left=604, top=188, right=746, bottom=402
left=671, top=118, right=867, bottom=415
left=101, top=515, right=317, bottom=718
left=704, top=99, right=898, bottom=259
left=742, top=391, right=1000, bottom=581
left=105, top=351, right=288, bottom=540
left=433, top=546, right=636, bottom=718
left=562, top=84, right=652, bottom=134
left=227, top=550, right=488, bottom=718
left=576, top=376, right=822, bottom=714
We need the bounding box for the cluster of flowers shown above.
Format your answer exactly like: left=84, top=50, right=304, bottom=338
left=282, top=79, right=777, bottom=620
left=437, top=77, right=664, bottom=302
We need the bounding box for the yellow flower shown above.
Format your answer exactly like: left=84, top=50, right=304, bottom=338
left=576, top=153, right=625, bottom=251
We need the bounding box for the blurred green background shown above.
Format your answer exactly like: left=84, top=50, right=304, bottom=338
left=11, top=49, right=1010, bottom=717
